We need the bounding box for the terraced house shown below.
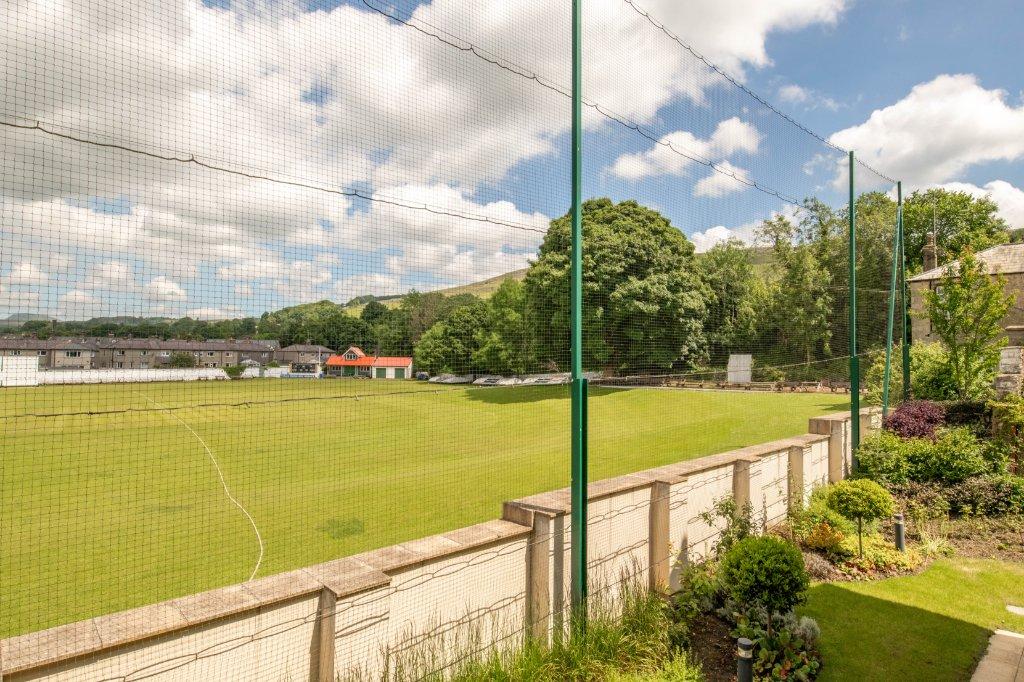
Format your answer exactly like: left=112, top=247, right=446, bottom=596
left=0, top=337, right=280, bottom=369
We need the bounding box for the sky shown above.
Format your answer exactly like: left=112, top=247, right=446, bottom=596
left=1, top=0, right=1023, bottom=321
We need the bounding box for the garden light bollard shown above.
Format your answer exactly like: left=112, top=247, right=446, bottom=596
left=737, top=637, right=753, bottom=682
left=894, top=513, right=906, bottom=552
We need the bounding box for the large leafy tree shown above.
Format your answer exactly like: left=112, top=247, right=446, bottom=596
left=903, top=189, right=1010, bottom=270
left=257, top=300, right=371, bottom=349
left=524, top=198, right=707, bottom=373
left=472, top=279, right=531, bottom=375
left=923, top=250, right=1012, bottom=399
left=413, top=300, right=489, bottom=374
left=696, top=239, right=758, bottom=363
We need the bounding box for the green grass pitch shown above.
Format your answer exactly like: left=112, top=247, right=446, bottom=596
left=0, top=379, right=847, bottom=636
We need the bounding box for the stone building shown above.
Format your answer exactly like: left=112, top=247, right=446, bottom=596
left=908, top=242, right=1024, bottom=346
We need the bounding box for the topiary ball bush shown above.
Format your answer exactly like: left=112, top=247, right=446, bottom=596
left=826, top=479, right=895, bottom=524
left=719, top=536, right=809, bottom=615
left=884, top=400, right=946, bottom=439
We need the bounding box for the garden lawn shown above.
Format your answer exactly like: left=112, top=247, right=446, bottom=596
left=1, top=379, right=846, bottom=636
left=802, top=558, right=1024, bottom=682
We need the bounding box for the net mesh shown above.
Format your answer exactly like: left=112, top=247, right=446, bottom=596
left=1, top=0, right=903, bottom=678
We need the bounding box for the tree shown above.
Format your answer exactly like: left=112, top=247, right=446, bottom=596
left=413, top=300, right=489, bottom=375
left=257, top=300, right=371, bottom=349
left=923, top=250, right=1012, bottom=399
left=472, top=279, right=531, bottom=375
left=524, top=198, right=707, bottom=373
left=826, top=479, right=894, bottom=557
left=359, top=300, right=391, bottom=325
left=168, top=352, right=196, bottom=368
left=696, top=239, right=758, bottom=363
left=903, top=189, right=1010, bottom=270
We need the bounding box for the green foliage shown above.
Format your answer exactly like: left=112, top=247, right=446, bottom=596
left=719, top=536, right=809, bottom=615
left=923, top=251, right=1012, bottom=400
left=413, top=300, right=489, bottom=375
left=167, top=352, right=196, bottom=368
left=731, top=609, right=822, bottom=682
left=863, top=342, right=957, bottom=404
left=470, top=280, right=530, bottom=376
left=671, top=561, right=719, bottom=629
left=826, top=480, right=894, bottom=556
left=257, top=300, right=372, bottom=349
left=856, top=432, right=924, bottom=486
left=912, top=427, right=990, bottom=484
left=790, top=486, right=857, bottom=539
left=903, top=188, right=1010, bottom=269
left=222, top=365, right=245, bottom=379
left=524, top=198, right=708, bottom=373
left=991, top=394, right=1024, bottom=462
left=697, top=239, right=758, bottom=363
left=943, top=474, right=1024, bottom=516
left=436, top=581, right=694, bottom=682
left=827, top=479, right=895, bottom=524
left=699, top=496, right=753, bottom=559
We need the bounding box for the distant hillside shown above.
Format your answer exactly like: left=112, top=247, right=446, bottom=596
left=343, top=268, right=529, bottom=316
left=0, top=313, right=50, bottom=328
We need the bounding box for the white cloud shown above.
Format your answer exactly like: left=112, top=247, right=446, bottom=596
left=934, top=180, right=1024, bottom=229
left=611, top=117, right=761, bottom=180
left=689, top=220, right=760, bottom=252
left=693, top=161, right=752, bottom=198
left=777, top=83, right=838, bottom=111
left=3, top=261, right=49, bottom=285
left=144, top=277, right=187, bottom=302
left=186, top=307, right=243, bottom=321
left=830, top=74, right=1024, bottom=186
left=1, top=0, right=846, bottom=315
left=84, top=260, right=135, bottom=290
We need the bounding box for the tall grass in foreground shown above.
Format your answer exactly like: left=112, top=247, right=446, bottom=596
left=377, top=577, right=703, bottom=681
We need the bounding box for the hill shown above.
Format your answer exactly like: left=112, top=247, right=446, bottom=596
left=343, top=268, right=528, bottom=316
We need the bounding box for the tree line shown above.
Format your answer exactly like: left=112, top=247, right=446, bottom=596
left=14, top=188, right=1012, bottom=380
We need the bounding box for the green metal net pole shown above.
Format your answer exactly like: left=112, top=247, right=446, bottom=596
left=882, top=181, right=902, bottom=418
left=900, top=184, right=912, bottom=399
left=848, top=151, right=860, bottom=459
left=569, top=0, right=588, bottom=627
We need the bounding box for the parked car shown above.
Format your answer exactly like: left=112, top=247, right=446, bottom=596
left=415, top=371, right=429, bottom=381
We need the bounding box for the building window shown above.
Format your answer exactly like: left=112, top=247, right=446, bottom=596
left=116, top=350, right=126, bottom=356
left=207, top=351, right=215, bottom=357
left=66, top=351, right=81, bottom=358
left=225, top=352, right=233, bottom=357
left=10, top=350, right=21, bottom=356
left=140, top=351, right=149, bottom=356
left=38, top=350, right=46, bottom=356
left=115, top=362, right=124, bottom=369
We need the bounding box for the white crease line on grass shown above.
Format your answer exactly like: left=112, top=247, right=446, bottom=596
left=139, top=393, right=264, bottom=581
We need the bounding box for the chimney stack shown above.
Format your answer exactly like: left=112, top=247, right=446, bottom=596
left=923, top=231, right=938, bottom=271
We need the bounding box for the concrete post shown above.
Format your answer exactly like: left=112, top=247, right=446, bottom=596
left=311, top=588, right=336, bottom=682
left=526, top=511, right=553, bottom=644
left=788, top=445, right=806, bottom=511
left=733, top=460, right=751, bottom=511
left=648, top=481, right=671, bottom=592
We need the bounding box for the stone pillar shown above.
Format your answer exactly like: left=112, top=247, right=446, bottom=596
left=311, top=588, right=336, bottom=682
left=788, top=445, right=806, bottom=511
left=733, top=460, right=751, bottom=511
left=526, top=511, right=553, bottom=644
left=809, top=417, right=847, bottom=483
left=648, top=481, right=671, bottom=592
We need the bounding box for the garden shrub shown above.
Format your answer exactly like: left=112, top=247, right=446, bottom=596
left=944, top=401, right=990, bottom=431
left=731, top=608, right=822, bottom=681
left=863, top=342, right=957, bottom=404
left=825, top=479, right=895, bottom=556
left=719, top=536, right=809, bottom=615
left=803, top=522, right=845, bottom=554
left=883, top=400, right=946, bottom=439
left=944, top=474, right=1024, bottom=516
left=913, top=427, right=989, bottom=484
left=699, top=497, right=753, bottom=559
left=790, top=486, right=856, bottom=538
left=671, top=561, right=718, bottom=630
left=855, top=432, right=918, bottom=486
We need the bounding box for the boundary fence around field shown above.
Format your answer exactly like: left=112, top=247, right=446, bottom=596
left=0, top=407, right=881, bottom=681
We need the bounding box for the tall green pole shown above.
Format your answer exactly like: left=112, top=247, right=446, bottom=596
left=569, top=0, right=588, bottom=628
left=848, top=151, right=860, bottom=459
left=900, top=185, right=911, bottom=399
left=881, top=182, right=902, bottom=418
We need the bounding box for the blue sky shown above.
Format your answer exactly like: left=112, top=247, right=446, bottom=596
left=2, top=0, right=1023, bottom=319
